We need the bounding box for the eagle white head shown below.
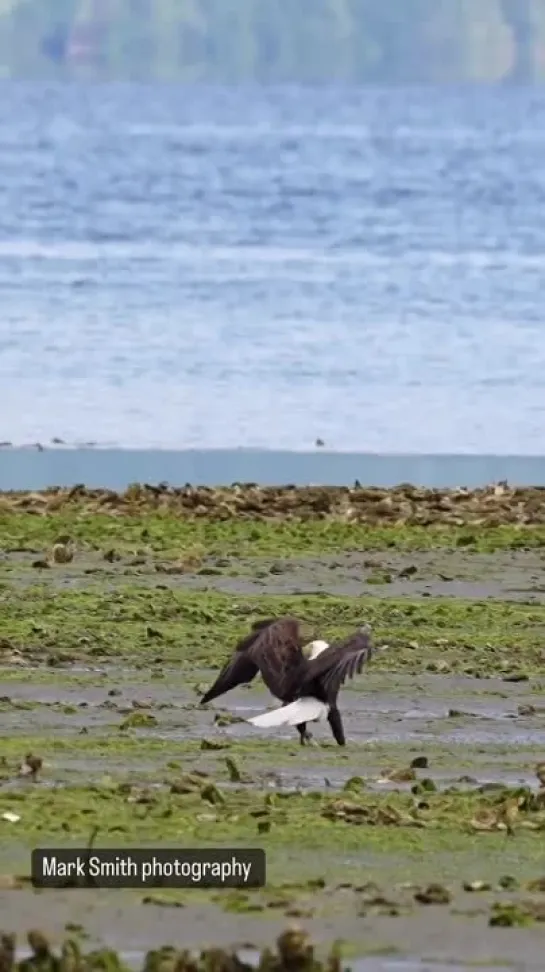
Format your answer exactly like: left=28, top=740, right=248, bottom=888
left=302, top=639, right=329, bottom=661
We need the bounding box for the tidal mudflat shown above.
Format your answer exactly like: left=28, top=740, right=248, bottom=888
left=1, top=484, right=545, bottom=971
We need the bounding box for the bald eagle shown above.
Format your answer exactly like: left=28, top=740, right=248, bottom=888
left=200, top=617, right=373, bottom=746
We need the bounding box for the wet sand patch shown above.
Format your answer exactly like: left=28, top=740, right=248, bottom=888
left=1, top=896, right=545, bottom=971
left=1, top=674, right=544, bottom=767
left=4, top=548, right=545, bottom=603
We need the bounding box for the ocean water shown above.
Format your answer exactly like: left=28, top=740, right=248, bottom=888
left=3, top=446, right=545, bottom=492
left=1, top=83, right=545, bottom=464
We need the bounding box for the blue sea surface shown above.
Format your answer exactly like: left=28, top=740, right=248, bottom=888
left=2, top=446, right=545, bottom=492
left=0, top=83, right=545, bottom=460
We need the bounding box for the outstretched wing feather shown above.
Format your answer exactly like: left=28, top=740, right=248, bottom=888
left=301, top=629, right=374, bottom=699
left=200, top=652, right=259, bottom=705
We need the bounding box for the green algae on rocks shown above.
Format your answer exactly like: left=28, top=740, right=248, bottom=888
left=4, top=481, right=545, bottom=525
left=3, top=483, right=545, bottom=559
left=1, top=780, right=544, bottom=856
left=1, top=780, right=545, bottom=918
left=1, top=583, right=545, bottom=677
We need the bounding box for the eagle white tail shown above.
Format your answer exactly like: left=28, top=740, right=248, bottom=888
left=247, top=696, right=328, bottom=728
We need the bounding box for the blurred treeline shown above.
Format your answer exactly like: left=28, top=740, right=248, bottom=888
left=0, top=0, right=543, bottom=82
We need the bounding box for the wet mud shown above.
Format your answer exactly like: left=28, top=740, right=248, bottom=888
left=1, top=526, right=545, bottom=970
left=3, top=548, right=545, bottom=602
left=2, top=900, right=545, bottom=972
left=0, top=673, right=544, bottom=782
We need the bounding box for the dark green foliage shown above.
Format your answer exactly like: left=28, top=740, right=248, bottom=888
left=0, top=0, right=543, bottom=82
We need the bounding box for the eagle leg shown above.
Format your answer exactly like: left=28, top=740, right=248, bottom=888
left=296, top=722, right=312, bottom=745
left=327, top=707, right=346, bottom=746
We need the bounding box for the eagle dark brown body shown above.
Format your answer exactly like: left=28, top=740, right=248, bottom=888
left=200, top=617, right=374, bottom=745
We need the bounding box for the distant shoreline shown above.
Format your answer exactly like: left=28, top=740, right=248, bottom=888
left=1, top=480, right=545, bottom=528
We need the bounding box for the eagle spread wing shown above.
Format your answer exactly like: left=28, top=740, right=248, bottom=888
left=200, top=651, right=260, bottom=705
left=200, top=617, right=304, bottom=705
left=298, top=626, right=374, bottom=701
left=243, top=617, right=304, bottom=698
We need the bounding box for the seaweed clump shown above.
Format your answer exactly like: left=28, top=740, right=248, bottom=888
left=0, top=927, right=344, bottom=972
left=4, top=481, right=545, bottom=527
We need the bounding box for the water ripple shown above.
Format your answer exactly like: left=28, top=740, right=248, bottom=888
left=0, top=83, right=544, bottom=453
